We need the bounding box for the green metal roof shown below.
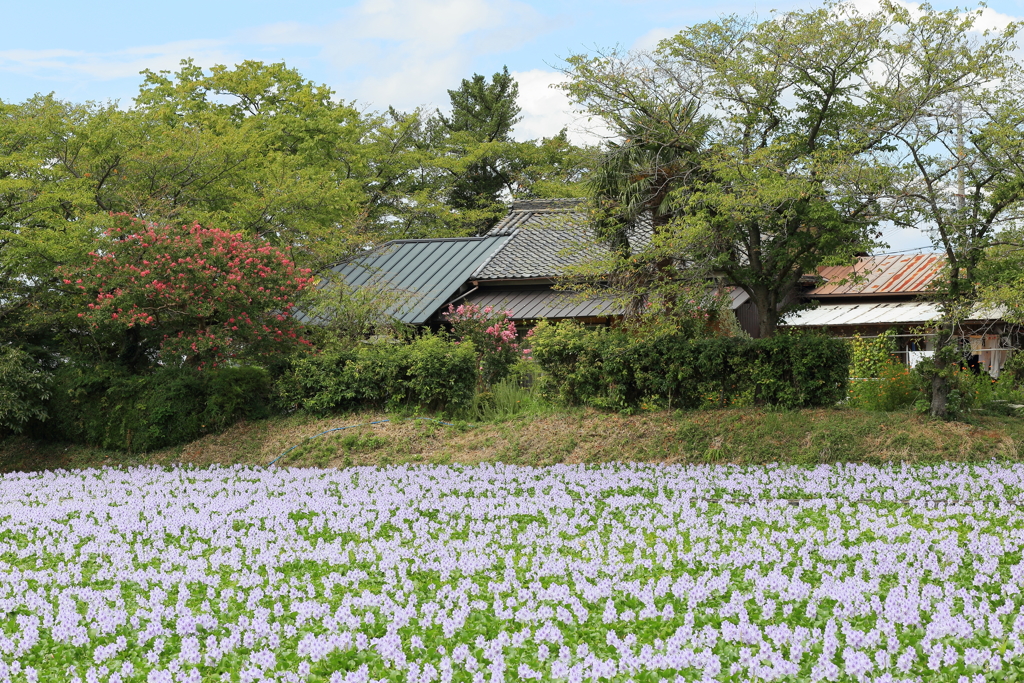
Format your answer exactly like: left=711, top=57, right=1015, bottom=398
left=327, top=235, right=510, bottom=325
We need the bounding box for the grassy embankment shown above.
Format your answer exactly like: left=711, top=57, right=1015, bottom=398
left=4, top=406, right=1024, bottom=472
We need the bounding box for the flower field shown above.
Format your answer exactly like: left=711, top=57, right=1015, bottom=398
left=2, top=464, right=1024, bottom=682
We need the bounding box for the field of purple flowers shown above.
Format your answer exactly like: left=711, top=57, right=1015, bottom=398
left=2, top=463, right=1024, bottom=682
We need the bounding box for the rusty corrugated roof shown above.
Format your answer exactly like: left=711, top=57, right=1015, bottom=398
left=811, top=254, right=944, bottom=297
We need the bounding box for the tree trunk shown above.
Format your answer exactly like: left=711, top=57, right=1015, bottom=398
left=757, top=311, right=778, bottom=339
left=930, top=372, right=950, bottom=418
left=929, top=323, right=953, bottom=419
left=751, top=289, right=778, bottom=338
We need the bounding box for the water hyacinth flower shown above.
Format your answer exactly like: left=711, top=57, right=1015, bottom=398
left=0, top=463, right=1024, bottom=681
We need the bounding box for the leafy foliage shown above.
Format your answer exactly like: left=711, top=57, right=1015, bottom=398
left=46, top=364, right=273, bottom=452
left=529, top=321, right=849, bottom=410
left=849, top=363, right=920, bottom=412
left=439, top=66, right=522, bottom=234
left=0, top=346, right=52, bottom=436
left=278, top=334, right=477, bottom=415
left=64, top=218, right=313, bottom=368
left=849, top=330, right=899, bottom=379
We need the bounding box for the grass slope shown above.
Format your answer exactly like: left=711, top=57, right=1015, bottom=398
left=5, top=407, right=1024, bottom=472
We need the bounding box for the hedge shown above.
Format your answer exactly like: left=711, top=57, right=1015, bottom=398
left=278, top=334, right=477, bottom=415
left=529, top=321, right=850, bottom=410
left=46, top=364, right=273, bottom=452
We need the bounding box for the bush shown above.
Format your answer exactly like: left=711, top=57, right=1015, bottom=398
left=468, top=361, right=550, bottom=421
left=749, top=333, right=852, bottom=408
left=849, top=361, right=919, bottom=411
left=849, top=330, right=899, bottom=378
left=0, top=346, right=52, bottom=436
left=530, top=321, right=849, bottom=410
left=47, top=364, right=273, bottom=451
left=279, top=334, right=477, bottom=415
left=443, top=303, right=528, bottom=386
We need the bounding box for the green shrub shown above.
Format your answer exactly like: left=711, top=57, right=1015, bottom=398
left=0, top=346, right=52, bottom=436
left=47, top=364, right=273, bottom=451
left=849, top=330, right=899, bottom=378
left=530, top=321, right=849, bottom=411
left=998, top=350, right=1024, bottom=390
left=910, top=354, right=989, bottom=420
left=468, top=363, right=550, bottom=422
left=849, top=361, right=919, bottom=411
left=749, top=333, right=851, bottom=408
left=279, top=333, right=477, bottom=415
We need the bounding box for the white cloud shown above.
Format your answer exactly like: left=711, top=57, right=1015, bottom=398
left=0, top=0, right=550, bottom=112
left=248, top=0, right=550, bottom=110
left=510, top=69, right=616, bottom=146
left=631, top=27, right=677, bottom=51
left=0, top=40, right=237, bottom=84
left=511, top=69, right=573, bottom=141
left=971, top=6, right=1019, bottom=33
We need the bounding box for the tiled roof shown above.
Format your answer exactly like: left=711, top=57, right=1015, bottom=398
left=473, top=199, right=652, bottom=280
left=811, top=254, right=944, bottom=297
left=464, top=287, right=622, bottom=320
left=319, top=236, right=510, bottom=325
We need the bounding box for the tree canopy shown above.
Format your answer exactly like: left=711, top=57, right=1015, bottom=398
left=560, top=1, right=1022, bottom=340
left=0, top=60, right=590, bottom=366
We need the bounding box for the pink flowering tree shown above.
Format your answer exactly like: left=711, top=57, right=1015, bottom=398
left=64, top=217, right=314, bottom=368
left=442, top=303, right=529, bottom=385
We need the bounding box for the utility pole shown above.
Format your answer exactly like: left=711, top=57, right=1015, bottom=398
left=957, top=100, right=965, bottom=212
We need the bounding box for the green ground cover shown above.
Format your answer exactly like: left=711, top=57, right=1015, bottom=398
left=2, top=463, right=1024, bottom=682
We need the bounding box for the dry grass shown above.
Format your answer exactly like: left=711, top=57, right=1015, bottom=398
left=4, top=407, right=1023, bottom=473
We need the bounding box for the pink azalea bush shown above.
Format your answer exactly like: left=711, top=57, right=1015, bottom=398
left=442, top=303, right=530, bottom=385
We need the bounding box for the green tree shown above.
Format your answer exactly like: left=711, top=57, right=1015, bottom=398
left=0, top=346, right=51, bottom=436
left=439, top=66, right=522, bottom=234
left=360, top=83, right=590, bottom=239
left=0, top=61, right=373, bottom=356
left=133, top=59, right=370, bottom=266
left=561, top=2, right=1016, bottom=339
left=928, top=99, right=1024, bottom=415
left=506, top=129, right=592, bottom=200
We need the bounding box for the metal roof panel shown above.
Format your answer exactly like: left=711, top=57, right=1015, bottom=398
left=324, top=236, right=510, bottom=324
left=812, top=254, right=944, bottom=296
left=780, top=301, right=1001, bottom=327
left=476, top=200, right=652, bottom=280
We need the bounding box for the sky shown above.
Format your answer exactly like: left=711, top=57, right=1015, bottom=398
left=5, top=0, right=1024, bottom=252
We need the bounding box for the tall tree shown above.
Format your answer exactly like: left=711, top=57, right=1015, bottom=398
left=362, top=77, right=589, bottom=239
left=891, top=46, right=1024, bottom=416
left=0, top=61, right=372, bottom=356
left=561, top=2, right=1017, bottom=338
left=439, top=66, right=522, bottom=234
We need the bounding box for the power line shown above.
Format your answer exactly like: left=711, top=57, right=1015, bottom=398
left=870, top=245, right=936, bottom=255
